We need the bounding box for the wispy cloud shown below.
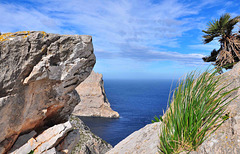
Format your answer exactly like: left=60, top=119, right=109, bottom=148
left=0, top=0, right=238, bottom=78
left=0, top=0, right=209, bottom=64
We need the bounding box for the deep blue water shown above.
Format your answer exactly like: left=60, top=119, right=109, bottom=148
left=80, top=79, right=176, bottom=146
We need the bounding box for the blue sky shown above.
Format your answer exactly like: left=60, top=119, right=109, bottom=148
left=1, top=0, right=239, bottom=79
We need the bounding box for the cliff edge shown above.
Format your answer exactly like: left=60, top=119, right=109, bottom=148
left=0, top=31, right=96, bottom=153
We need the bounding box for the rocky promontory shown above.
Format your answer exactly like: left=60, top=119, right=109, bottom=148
left=72, top=71, right=119, bottom=118
left=0, top=31, right=96, bottom=153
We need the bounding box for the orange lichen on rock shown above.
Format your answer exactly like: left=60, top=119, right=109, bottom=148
left=0, top=33, right=12, bottom=41
left=41, top=31, right=47, bottom=38
left=0, top=31, right=31, bottom=41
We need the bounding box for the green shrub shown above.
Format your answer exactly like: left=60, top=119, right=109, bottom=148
left=156, top=69, right=238, bottom=154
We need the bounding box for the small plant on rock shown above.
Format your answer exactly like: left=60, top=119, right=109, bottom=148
left=156, top=69, right=238, bottom=154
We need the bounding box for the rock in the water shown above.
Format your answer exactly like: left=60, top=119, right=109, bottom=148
left=72, top=71, right=119, bottom=118
left=0, top=31, right=95, bottom=153
left=107, top=122, right=161, bottom=154
left=70, top=115, right=113, bottom=154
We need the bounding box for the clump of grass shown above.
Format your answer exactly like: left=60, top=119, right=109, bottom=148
left=157, top=69, right=238, bottom=154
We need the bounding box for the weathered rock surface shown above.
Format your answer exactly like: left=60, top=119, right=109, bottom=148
left=9, top=116, right=112, bottom=154
left=0, top=31, right=95, bottom=153
left=70, top=115, right=113, bottom=154
left=56, top=129, right=80, bottom=154
left=107, top=122, right=161, bottom=154
left=72, top=71, right=119, bottom=118
left=188, top=63, right=240, bottom=154
left=9, top=130, right=37, bottom=152
left=10, top=121, right=73, bottom=154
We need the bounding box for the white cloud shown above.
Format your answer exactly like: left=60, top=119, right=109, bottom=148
left=0, top=0, right=233, bottom=66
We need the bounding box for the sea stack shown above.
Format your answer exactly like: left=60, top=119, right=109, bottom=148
left=73, top=71, right=120, bottom=118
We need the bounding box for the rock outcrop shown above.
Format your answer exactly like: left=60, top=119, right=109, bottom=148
left=0, top=31, right=95, bottom=153
left=72, top=71, right=119, bottom=118
left=70, top=116, right=113, bottom=154
left=107, top=122, right=161, bottom=154
left=10, top=121, right=73, bottom=154
left=9, top=116, right=112, bottom=154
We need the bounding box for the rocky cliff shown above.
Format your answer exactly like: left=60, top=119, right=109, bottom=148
left=70, top=116, right=113, bottom=154
left=9, top=116, right=112, bottom=154
left=108, top=63, right=240, bottom=154
left=0, top=31, right=96, bottom=153
left=72, top=71, right=119, bottom=118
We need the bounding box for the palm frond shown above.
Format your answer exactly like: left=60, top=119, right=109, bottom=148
left=202, top=13, right=239, bottom=44
left=202, top=34, right=220, bottom=44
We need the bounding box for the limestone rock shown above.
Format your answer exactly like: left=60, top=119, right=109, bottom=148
left=72, top=71, right=119, bottom=118
left=10, top=121, right=73, bottom=154
left=0, top=31, right=95, bottom=153
left=70, top=115, right=113, bottom=154
left=9, top=130, right=37, bottom=152
left=107, top=122, right=161, bottom=154
left=9, top=116, right=111, bottom=154
left=56, top=129, right=80, bottom=154
left=43, top=148, right=57, bottom=154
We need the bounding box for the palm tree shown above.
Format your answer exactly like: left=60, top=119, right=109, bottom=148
left=202, top=13, right=240, bottom=69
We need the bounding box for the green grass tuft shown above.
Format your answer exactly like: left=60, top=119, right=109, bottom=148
left=157, top=69, right=238, bottom=154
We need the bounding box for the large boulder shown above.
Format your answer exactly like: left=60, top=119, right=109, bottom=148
left=72, top=71, right=119, bottom=118
left=107, top=122, right=161, bottom=154
left=0, top=31, right=95, bottom=153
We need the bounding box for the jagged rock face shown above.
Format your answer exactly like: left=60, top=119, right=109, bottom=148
left=0, top=31, right=95, bottom=153
left=72, top=71, right=119, bottom=118
left=70, top=116, right=113, bottom=154
left=107, top=122, right=161, bottom=154
left=9, top=116, right=112, bottom=154
left=10, top=121, right=73, bottom=154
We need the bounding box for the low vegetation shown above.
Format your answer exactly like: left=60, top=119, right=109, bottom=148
left=153, top=69, right=238, bottom=153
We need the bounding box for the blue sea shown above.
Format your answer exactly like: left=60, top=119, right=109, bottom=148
left=80, top=79, right=176, bottom=146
